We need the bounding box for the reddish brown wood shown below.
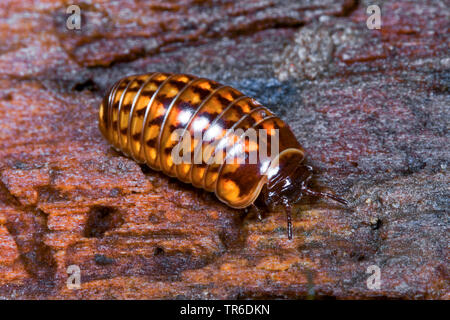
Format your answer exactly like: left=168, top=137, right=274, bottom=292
left=0, top=0, right=447, bottom=299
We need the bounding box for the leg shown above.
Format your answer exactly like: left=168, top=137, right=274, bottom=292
left=282, top=199, right=293, bottom=240
left=251, top=203, right=263, bottom=221
left=286, top=207, right=293, bottom=240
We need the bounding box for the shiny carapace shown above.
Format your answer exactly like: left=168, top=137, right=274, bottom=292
left=99, top=72, right=347, bottom=239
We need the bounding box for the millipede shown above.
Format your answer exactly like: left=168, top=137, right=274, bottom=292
left=99, top=72, right=347, bottom=239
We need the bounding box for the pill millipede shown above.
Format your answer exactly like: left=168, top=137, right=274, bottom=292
left=99, top=72, right=347, bottom=239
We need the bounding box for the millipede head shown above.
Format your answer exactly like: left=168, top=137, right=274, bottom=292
left=260, top=162, right=348, bottom=240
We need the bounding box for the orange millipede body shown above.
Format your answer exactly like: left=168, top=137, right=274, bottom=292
left=99, top=72, right=347, bottom=239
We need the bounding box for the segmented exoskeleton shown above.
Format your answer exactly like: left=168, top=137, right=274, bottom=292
left=99, top=72, right=346, bottom=239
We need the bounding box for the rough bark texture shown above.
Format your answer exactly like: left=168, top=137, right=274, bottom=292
left=0, top=0, right=448, bottom=299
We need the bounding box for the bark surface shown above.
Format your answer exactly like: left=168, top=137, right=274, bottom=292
left=0, top=0, right=448, bottom=299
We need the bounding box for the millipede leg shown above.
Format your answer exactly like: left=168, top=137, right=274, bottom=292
left=251, top=203, right=263, bottom=221
left=283, top=200, right=293, bottom=240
